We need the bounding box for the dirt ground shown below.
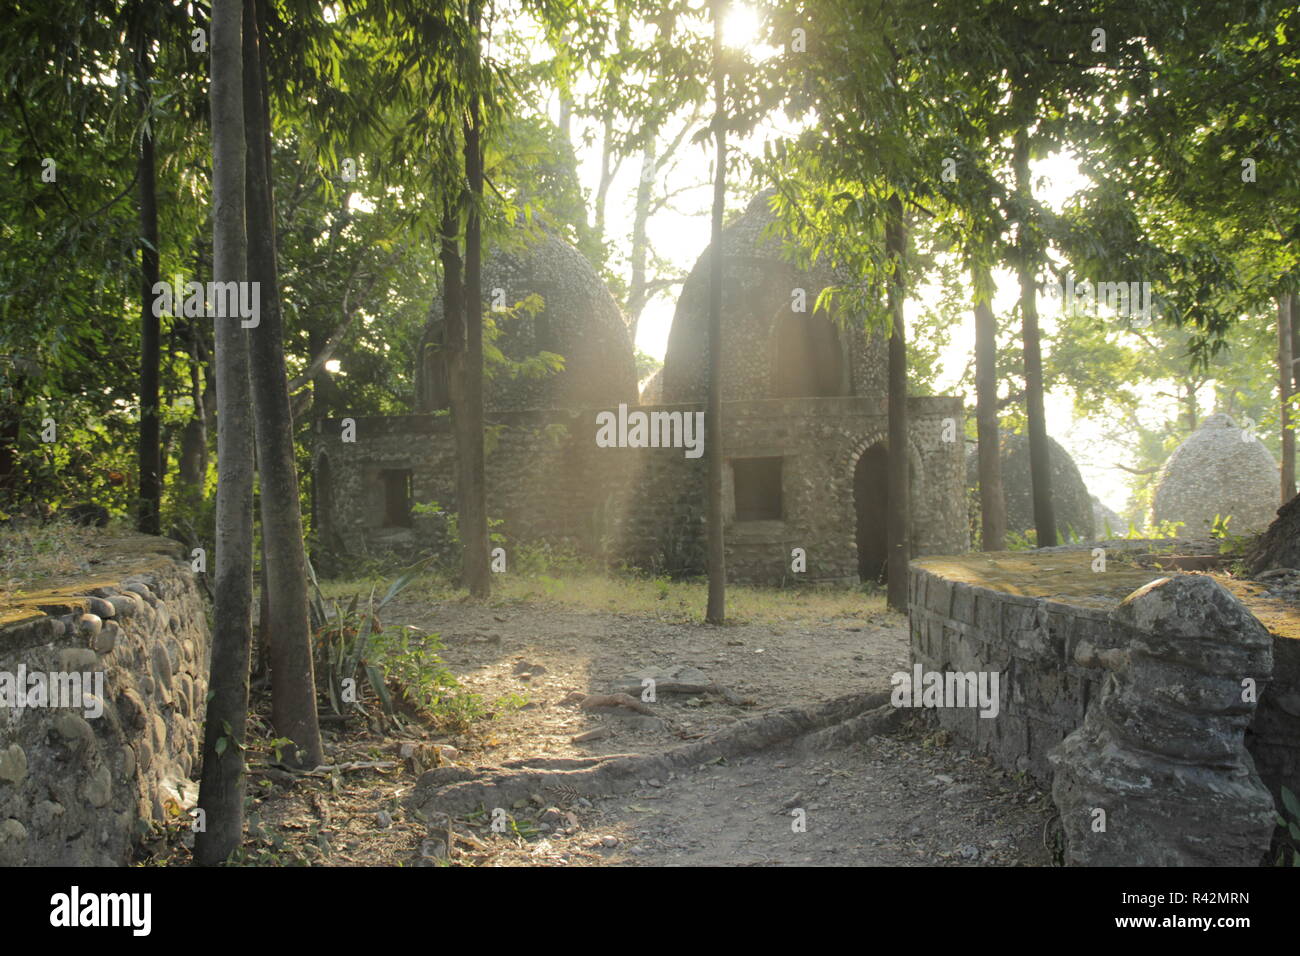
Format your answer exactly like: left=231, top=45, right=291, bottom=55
left=153, top=592, right=1053, bottom=867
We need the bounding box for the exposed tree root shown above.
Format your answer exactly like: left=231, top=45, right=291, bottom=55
left=407, top=691, right=899, bottom=819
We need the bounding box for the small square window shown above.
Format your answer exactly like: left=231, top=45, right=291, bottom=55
left=733, top=457, right=783, bottom=521
left=380, top=469, right=413, bottom=528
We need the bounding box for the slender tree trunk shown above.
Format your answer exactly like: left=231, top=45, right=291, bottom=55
left=558, top=89, right=573, bottom=147
left=627, top=134, right=656, bottom=340
left=885, top=195, right=911, bottom=612
left=1290, top=292, right=1299, bottom=396
left=972, top=260, right=1006, bottom=551
left=1280, top=293, right=1296, bottom=501
left=704, top=0, right=726, bottom=624
left=135, top=27, right=162, bottom=535
left=1013, top=123, right=1056, bottom=547
left=240, top=0, right=322, bottom=766
left=459, top=4, right=490, bottom=598
left=195, top=0, right=254, bottom=866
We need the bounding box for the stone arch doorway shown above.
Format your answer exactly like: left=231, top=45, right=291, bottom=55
left=854, top=443, right=890, bottom=583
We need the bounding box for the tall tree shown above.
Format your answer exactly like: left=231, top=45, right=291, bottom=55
left=132, top=7, right=161, bottom=535
left=972, top=260, right=1007, bottom=551
left=241, top=0, right=323, bottom=768
left=884, top=195, right=910, bottom=611
left=195, top=0, right=254, bottom=866
left=704, top=0, right=726, bottom=624
left=1280, top=293, right=1296, bottom=501
left=459, top=0, right=491, bottom=598
left=1012, top=116, right=1057, bottom=547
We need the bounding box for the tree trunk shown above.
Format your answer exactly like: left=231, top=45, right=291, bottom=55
left=1013, top=123, right=1057, bottom=547
left=627, top=134, right=656, bottom=340
left=240, top=0, right=323, bottom=767
left=459, top=4, right=490, bottom=598
left=972, top=260, right=1006, bottom=551
left=135, top=26, right=162, bottom=536
left=885, top=195, right=911, bottom=612
left=195, top=0, right=254, bottom=866
left=1280, top=293, right=1297, bottom=501
left=704, top=0, right=726, bottom=625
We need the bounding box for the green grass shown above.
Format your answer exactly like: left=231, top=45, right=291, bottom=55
left=320, top=567, right=888, bottom=627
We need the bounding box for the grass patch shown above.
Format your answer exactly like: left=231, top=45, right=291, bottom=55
left=0, top=518, right=113, bottom=606
left=321, top=567, right=888, bottom=626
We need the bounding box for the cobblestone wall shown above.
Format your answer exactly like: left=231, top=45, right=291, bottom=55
left=908, top=553, right=1300, bottom=862
left=0, top=540, right=208, bottom=865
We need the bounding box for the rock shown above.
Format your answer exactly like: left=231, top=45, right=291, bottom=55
left=375, top=810, right=393, bottom=829
left=76, top=613, right=102, bottom=639
left=85, top=596, right=116, bottom=619
left=420, top=838, right=448, bottom=860
left=1050, top=575, right=1276, bottom=866
left=0, top=745, right=28, bottom=785
left=613, top=665, right=713, bottom=697
left=94, top=619, right=119, bottom=655
left=81, top=764, right=113, bottom=808
left=58, top=647, right=98, bottom=673
left=108, top=593, right=142, bottom=619
left=600, top=835, right=619, bottom=848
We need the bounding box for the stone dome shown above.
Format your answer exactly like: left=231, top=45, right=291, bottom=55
left=967, top=432, right=1095, bottom=542
left=639, top=367, right=664, bottom=404
left=1091, top=495, right=1125, bottom=537
left=1151, top=413, right=1279, bottom=535
left=417, top=230, right=638, bottom=412
left=659, top=190, right=889, bottom=404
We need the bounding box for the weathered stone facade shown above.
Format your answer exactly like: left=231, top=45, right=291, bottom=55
left=0, top=537, right=208, bottom=865
left=908, top=546, right=1300, bottom=865
left=1152, top=413, right=1280, bottom=535
left=661, top=191, right=889, bottom=405
left=314, top=395, right=969, bottom=585
left=327, top=192, right=972, bottom=585
left=966, top=432, right=1095, bottom=542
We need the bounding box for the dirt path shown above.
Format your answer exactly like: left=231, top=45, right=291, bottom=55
left=176, top=595, right=1052, bottom=867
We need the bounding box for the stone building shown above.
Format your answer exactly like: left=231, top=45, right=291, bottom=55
left=314, top=194, right=970, bottom=584
left=1151, top=413, right=1279, bottom=535
left=966, top=432, right=1095, bottom=543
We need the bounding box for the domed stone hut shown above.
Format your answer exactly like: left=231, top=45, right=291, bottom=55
left=967, top=432, right=1095, bottom=542
left=629, top=189, right=969, bottom=583
left=1092, top=495, right=1125, bottom=537
left=314, top=192, right=971, bottom=585
left=415, top=229, right=638, bottom=412
left=639, top=367, right=663, bottom=404
left=1151, top=413, right=1279, bottom=535
left=660, top=191, right=888, bottom=403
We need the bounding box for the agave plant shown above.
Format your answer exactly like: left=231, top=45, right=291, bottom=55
left=304, top=555, right=431, bottom=722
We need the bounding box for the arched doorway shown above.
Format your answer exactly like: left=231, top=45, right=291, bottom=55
left=854, top=443, right=889, bottom=584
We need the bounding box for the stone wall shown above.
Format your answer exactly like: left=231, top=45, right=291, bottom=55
left=909, top=549, right=1300, bottom=862
left=0, top=538, right=208, bottom=865
left=314, top=395, right=969, bottom=585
